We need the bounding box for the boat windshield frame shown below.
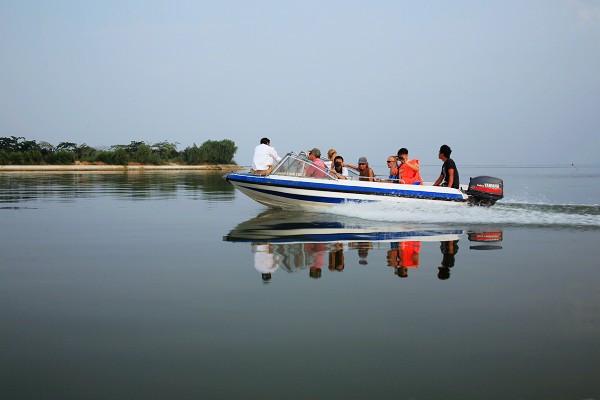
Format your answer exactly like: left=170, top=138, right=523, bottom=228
left=270, top=152, right=336, bottom=180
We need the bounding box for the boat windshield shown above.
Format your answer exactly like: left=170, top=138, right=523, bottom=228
left=270, top=152, right=335, bottom=180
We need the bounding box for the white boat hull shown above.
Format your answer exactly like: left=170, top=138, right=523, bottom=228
left=227, top=173, right=468, bottom=211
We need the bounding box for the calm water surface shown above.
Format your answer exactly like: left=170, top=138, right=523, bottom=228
left=1, top=167, right=600, bottom=400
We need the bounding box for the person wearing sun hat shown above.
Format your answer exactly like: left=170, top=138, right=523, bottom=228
left=306, top=148, right=326, bottom=178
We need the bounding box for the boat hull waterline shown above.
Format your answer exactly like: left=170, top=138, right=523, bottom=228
left=227, top=173, right=473, bottom=210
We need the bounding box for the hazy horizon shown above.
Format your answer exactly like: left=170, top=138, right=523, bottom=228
left=2, top=1, right=599, bottom=167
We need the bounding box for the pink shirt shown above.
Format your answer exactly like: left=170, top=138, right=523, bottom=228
left=307, top=158, right=326, bottom=178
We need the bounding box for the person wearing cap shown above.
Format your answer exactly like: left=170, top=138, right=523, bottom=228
left=306, top=148, right=326, bottom=178
left=357, top=156, right=375, bottom=182
left=433, top=144, right=460, bottom=189
left=251, top=137, right=281, bottom=175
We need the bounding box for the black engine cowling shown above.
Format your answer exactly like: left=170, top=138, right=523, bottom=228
left=466, top=176, right=503, bottom=206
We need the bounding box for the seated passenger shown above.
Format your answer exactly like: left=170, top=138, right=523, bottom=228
left=306, top=148, right=326, bottom=178
left=397, top=148, right=422, bottom=184
left=329, top=155, right=349, bottom=180
left=386, top=155, right=399, bottom=182
left=251, top=137, right=281, bottom=175
left=357, top=156, right=375, bottom=182
left=325, top=149, right=337, bottom=170
left=433, top=144, right=460, bottom=189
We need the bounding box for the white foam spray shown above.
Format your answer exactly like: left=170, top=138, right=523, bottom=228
left=321, top=199, right=600, bottom=228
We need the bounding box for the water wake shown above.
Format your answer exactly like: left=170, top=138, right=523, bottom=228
left=322, top=200, right=600, bottom=229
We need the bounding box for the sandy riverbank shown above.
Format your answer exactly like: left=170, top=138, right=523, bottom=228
left=0, top=164, right=245, bottom=172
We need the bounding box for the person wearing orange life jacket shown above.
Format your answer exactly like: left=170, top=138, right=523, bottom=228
left=397, top=148, right=423, bottom=184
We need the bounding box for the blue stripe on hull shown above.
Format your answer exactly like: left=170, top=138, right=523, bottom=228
left=243, top=184, right=365, bottom=204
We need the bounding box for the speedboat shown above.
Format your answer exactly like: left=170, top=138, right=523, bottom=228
left=225, top=152, right=503, bottom=210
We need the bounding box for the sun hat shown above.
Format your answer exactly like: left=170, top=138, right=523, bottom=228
left=358, top=156, right=368, bottom=164
left=309, top=148, right=321, bottom=158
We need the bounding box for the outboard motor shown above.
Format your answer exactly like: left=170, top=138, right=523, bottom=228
left=466, top=176, right=503, bottom=206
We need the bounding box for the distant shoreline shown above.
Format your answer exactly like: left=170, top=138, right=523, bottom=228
left=0, top=164, right=245, bottom=172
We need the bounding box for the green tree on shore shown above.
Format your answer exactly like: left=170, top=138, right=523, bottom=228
left=0, top=136, right=237, bottom=166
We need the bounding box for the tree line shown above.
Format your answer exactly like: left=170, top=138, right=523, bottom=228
left=0, top=136, right=237, bottom=165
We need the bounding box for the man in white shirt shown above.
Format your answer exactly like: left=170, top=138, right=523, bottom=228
left=251, top=137, right=282, bottom=175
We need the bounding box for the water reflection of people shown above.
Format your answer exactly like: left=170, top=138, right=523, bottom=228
left=328, top=243, right=345, bottom=271
left=387, top=241, right=421, bottom=278
left=398, top=241, right=421, bottom=278
left=387, top=243, right=401, bottom=273
left=438, top=240, right=459, bottom=280
left=305, top=242, right=326, bottom=278
left=252, top=243, right=280, bottom=282
left=350, top=242, right=373, bottom=265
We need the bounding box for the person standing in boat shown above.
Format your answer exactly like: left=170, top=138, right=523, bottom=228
left=306, top=148, right=327, bottom=178
left=251, top=137, right=281, bottom=175
left=397, top=148, right=423, bottom=184
left=433, top=144, right=460, bottom=189
left=357, top=156, right=375, bottom=182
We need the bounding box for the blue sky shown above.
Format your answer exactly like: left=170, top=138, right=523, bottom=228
left=1, top=0, right=599, bottom=167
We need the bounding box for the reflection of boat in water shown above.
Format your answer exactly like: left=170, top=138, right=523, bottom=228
left=225, top=152, right=504, bottom=211
left=225, top=211, right=504, bottom=281
left=223, top=210, right=464, bottom=244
